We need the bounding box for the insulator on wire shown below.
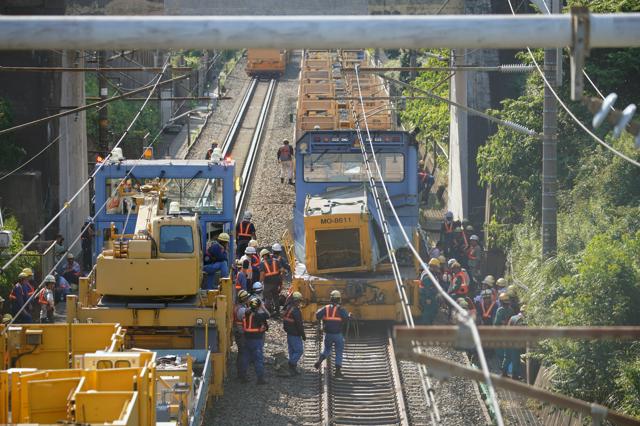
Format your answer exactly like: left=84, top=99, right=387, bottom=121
left=592, top=93, right=617, bottom=129
left=498, top=64, right=535, bottom=73
left=502, top=120, right=536, bottom=135
left=613, top=104, right=637, bottom=139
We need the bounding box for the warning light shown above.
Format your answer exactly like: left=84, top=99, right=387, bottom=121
left=143, top=147, right=153, bottom=159
left=96, top=155, right=104, bottom=163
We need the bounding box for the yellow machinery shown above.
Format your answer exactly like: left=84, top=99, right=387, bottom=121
left=288, top=50, right=423, bottom=322
left=0, top=323, right=212, bottom=425
left=66, top=158, right=237, bottom=409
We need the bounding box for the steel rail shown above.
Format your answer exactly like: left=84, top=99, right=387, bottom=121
left=1, top=14, right=640, bottom=50
left=234, top=79, right=277, bottom=225
left=322, top=327, right=408, bottom=426
left=196, top=78, right=258, bottom=208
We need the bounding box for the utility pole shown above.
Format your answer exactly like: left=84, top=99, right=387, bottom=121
left=98, top=51, right=109, bottom=153
left=541, top=0, right=559, bottom=259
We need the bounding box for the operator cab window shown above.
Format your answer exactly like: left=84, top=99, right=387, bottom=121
left=160, top=225, right=194, bottom=253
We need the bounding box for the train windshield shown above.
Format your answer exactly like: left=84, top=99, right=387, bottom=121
left=303, top=152, right=404, bottom=183
left=104, top=178, right=224, bottom=215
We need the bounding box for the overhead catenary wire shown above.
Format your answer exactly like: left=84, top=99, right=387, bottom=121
left=0, top=57, right=173, bottom=277
left=1, top=123, right=170, bottom=334
left=353, top=63, right=505, bottom=426
left=0, top=135, right=61, bottom=182
left=504, top=0, right=640, bottom=168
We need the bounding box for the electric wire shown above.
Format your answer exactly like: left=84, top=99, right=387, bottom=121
left=353, top=63, right=505, bottom=426
left=0, top=135, right=61, bottom=182
left=505, top=0, right=640, bottom=168
left=1, top=112, right=171, bottom=335
left=0, top=57, right=172, bottom=276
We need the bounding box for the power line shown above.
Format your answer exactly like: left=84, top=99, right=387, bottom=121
left=0, top=58, right=172, bottom=276
left=505, top=0, right=640, bottom=168
left=0, top=72, right=188, bottom=137
left=353, top=63, right=506, bottom=426
left=0, top=135, right=61, bottom=182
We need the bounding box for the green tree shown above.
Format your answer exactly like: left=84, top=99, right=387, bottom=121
left=0, top=98, right=26, bottom=171
left=0, top=216, right=33, bottom=303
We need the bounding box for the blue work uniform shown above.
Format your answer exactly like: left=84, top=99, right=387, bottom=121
left=419, top=273, right=439, bottom=325
left=9, top=282, right=33, bottom=323
left=203, top=242, right=229, bottom=289
left=239, top=309, right=270, bottom=380
left=316, top=304, right=349, bottom=367
left=283, top=302, right=305, bottom=366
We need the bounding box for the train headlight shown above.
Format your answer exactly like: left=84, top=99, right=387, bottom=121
left=208, top=319, right=216, bottom=326
left=196, top=318, right=204, bottom=326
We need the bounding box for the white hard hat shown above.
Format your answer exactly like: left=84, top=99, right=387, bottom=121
left=252, top=282, right=263, bottom=292
left=67, top=253, right=75, bottom=259
left=44, top=275, right=56, bottom=283
left=245, top=246, right=256, bottom=255
left=244, top=211, right=252, bottom=220
left=447, top=258, right=457, bottom=268
left=470, top=235, right=479, bottom=241
left=272, top=243, right=282, bottom=252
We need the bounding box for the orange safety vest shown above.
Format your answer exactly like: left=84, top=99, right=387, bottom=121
left=452, top=271, right=468, bottom=295
left=250, top=254, right=260, bottom=268
left=262, top=259, right=280, bottom=277
left=237, top=221, right=253, bottom=238
left=444, top=222, right=453, bottom=234
left=235, top=268, right=248, bottom=290
left=467, top=245, right=478, bottom=260
left=480, top=299, right=496, bottom=321
left=38, top=289, right=48, bottom=305
left=282, top=306, right=295, bottom=324
left=243, top=313, right=266, bottom=333
left=323, top=305, right=343, bottom=322
left=233, top=304, right=244, bottom=327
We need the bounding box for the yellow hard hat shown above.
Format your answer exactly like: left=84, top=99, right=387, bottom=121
left=507, top=285, right=518, bottom=296
left=2, top=314, right=12, bottom=324
left=18, top=272, right=29, bottom=279
left=292, top=291, right=303, bottom=301
left=260, top=248, right=271, bottom=257
left=428, top=258, right=440, bottom=267
left=499, top=292, right=510, bottom=302
left=437, top=255, right=447, bottom=265
left=217, top=232, right=230, bottom=242
left=496, top=278, right=507, bottom=287
left=21, top=268, right=34, bottom=277
left=451, top=262, right=461, bottom=269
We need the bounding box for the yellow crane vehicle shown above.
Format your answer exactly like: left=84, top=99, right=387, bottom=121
left=1, top=155, right=238, bottom=424
left=288, top=50, right=424, bottom=322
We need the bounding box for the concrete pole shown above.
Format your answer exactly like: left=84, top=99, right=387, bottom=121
left=448, top=49, right=468, bottom=221
left=58, top=51, right=89, bottom=254
left=542, top=2, right=558, bottom=259
left=98, top=51, right=109, bottom=153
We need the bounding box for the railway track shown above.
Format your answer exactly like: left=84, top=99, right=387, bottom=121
left=197, top=78, right=276, bottom=221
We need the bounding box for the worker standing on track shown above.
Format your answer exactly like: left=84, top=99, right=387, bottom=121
left=259, top=248, right=284, bottom=317
left=314, top=290, right=351, bottom=378
left=233, top=290, right=250, bottom=379
left=38, top=275, right=56, bottom=323
left=236, top=212, right=256, bottom=258
left=271, top=243, right=291, bottom=275
left=240, top=297, right=270, bottom=385
left=467, top=235, right=482, bottom=284
left=9, top=272, right=33, bottom=323
left=282, top=291, right=306, bottom=375
left=440, top=211, right=455, bottom=256
left=504, top=305, right=526, bottom=380
left=242, top=246, right=261, bottom=286
left=277, top=139, right=294, bottom=185
left=235, top=259, right=250, bottom=293
left=476, top=289, right=498, bottom=326
left=419, top=259, right=441, bottom=325
left=203, top=233, right=231, bottom=289
left=494, top=292, right=514, bottom=372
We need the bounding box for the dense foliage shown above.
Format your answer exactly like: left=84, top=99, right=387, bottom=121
left=474, top=0, right=640, bottom=416
left=0, top=216, right=34, bottom=304
left=0, top=98, right=26, bottom=171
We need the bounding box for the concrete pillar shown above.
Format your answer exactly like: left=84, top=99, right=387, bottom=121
left=58, top=50, right=89, bottom=254
left=448, top=49, right=468, bottom=221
